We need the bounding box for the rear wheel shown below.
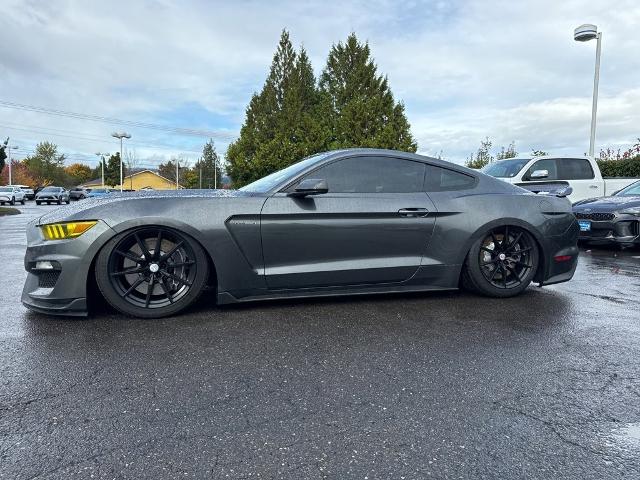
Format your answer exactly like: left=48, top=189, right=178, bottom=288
left=96, top=227, right=209, bottom=318
left=36, top=201, right=41, bottom=205
left=462, top=225, right=539, bottom=297
left=57, top=198, right=62, bottom=205
left=20, top=198, right=25, bottom=205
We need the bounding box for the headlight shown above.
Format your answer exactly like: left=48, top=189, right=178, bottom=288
left=40, top=221, right=97, bottom=240
left=619, top=207, right=640, bottom=216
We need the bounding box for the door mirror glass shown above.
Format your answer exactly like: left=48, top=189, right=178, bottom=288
left=289, top=178, right=329, bottom=197
left=530, top=169, right=549, bottom=179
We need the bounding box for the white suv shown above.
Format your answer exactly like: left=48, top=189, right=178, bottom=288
left=0, top=186, right=26, bottom=205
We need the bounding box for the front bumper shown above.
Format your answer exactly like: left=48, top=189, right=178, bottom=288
left=577, top=216, right=640, bottom=245
left=21, top=220, right=115, bottom=316
left=0, top=195, right=13, bottom=202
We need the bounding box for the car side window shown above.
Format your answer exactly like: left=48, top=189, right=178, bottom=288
left=557, top=158, right=594, bottom=180
left=291, top=156, right=426, bottom=193
left=424, top=165, right=476, bottom=192
left=524, top=159, right=558, bottom=181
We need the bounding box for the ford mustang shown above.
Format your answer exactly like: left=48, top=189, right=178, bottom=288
left=22, top=149, right=579, bottom=318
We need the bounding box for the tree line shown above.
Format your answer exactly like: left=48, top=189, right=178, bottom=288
left=226, top=30, right=416, bottom=187
left=0, top=139, right=223, bottom=189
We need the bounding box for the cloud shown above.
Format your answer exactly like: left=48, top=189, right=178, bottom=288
left=1, top=0, right=638, bottom=167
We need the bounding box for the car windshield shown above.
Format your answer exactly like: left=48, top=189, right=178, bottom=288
left=483, top=158, right=531, bottom=178
left=41, top=187, right=58, bottom=192
left=0, top=187, right=12, bottom=192
left=615, top=181, right=640, bottom=196
left=239, top=152, right=335, bottom=193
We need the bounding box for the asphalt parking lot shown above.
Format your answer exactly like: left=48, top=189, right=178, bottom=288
left=1, top=203, right=639, bottom=479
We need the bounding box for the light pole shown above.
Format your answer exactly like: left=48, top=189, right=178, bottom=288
left=111, top=132, right=131, bottom=192
left=95, top=152, right=109, bottom=188
left=574, top=24, right=602, bottom=158
left=7, top=145, right=18, bottom=185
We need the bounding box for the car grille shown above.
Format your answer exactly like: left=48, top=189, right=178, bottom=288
left=575, top=212, right=615, bottom=221
left=37, top=271, right=61, bottom=288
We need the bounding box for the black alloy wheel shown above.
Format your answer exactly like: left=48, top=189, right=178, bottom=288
left=462, top=225, right=539, bottom=297
left=96, top=227, right=209, bottom=318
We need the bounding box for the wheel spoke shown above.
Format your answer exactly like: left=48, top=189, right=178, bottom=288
left=154, top=231, right=163, bottom=260
left=110, top=266, right=146, bottom=277
left=505, top=264, right=522, bottom=285
left=514, top=247, right=533, bottom=254
left=116, top=249, right=142, bottom=263
left=480, top=246, right=495, bottom=255
left=481, top=258, right=499, bottom=266
left=159, top=277, right=174, bottom=304
left=502, top=265, right=507, bottom=288
left=160, top=270, right=192, bottom=287
left=134, top=233, right=152, bottom=260
left=489, top=265, right=500, bottom=281
left=121, top=277, right=145, bottom=298
left=145, top=274, right=155, bottom=308
left=490, top=232, right=500, bottom=249
left=514, top=260, right=531, bottom=268
left=162, top=241, right=184, bottom=260
left=166, top=260, right=195, bottom=268
left=505, top=232, right=523, bottom=251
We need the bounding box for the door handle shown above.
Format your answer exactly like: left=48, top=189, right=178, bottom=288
left=398, top=208, right=429, bottom=218
left=589, top=185, right=599, bottom=189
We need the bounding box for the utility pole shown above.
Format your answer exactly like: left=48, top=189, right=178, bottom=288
left=111, top=132, right=131, bottom=192
left=95, top=152, right=108, bottom=188
left=199, top=159, right=202, bottom=189
left=574, top=24, right=602, bottom=157
left=7, top=145, right=18, bottom=185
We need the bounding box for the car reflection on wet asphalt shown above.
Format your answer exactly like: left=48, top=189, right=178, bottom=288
left=1, top=203, right=639, bottom=479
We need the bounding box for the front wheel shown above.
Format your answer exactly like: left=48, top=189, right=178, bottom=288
left=65, top=198, right=70, bottom=204
left=57, top=198, right=62, bottom=205
left=20, top=199, right=25, bottom=205
left=95, top=227, right=209, bottom=318
left=36, top=201, right=41, bottom=205
left=462, top=225, right=539, bottom=298
left=9, top=197, right=15, bottom=206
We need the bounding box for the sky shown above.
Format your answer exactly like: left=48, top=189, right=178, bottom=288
left=1, top=0, right=639, bottom=171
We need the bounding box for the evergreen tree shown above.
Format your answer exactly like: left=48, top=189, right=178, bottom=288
left=319, top=33, right=417, bottom=152
left=104, top=152, right=123, bottom=187
left=194, top=139, right=222, bottom=188
left=0, top=137, right=8, bottom=173
left=227, top=30, right=326, bottom=187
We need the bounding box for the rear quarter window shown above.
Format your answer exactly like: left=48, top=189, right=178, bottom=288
left=425, top=165, right=476, bottom=192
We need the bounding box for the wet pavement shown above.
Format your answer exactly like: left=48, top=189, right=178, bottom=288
left=1, top=203, right=639, bottom=479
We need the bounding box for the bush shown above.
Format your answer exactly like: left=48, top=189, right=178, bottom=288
left=596, top=155, right=640, bottom=177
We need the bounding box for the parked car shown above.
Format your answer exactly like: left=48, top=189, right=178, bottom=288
left=483, top=155, right=639, bottom=203
left=573, top=179, right=640, bottom=246
left=22, top=149, right=579, bottom=319
left=8, top=184, right=35, bottom=200
left=87, top=188, right=113, bottom=199
left=35, top=186, right=70, bottom=205
left=69, top=187, right=91, bottom=200
left=0, top=186, right=26, bottom=205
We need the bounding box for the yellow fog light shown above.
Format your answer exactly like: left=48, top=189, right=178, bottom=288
left=41, top=221, right=98, bottom=240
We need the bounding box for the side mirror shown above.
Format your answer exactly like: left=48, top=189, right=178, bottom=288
left=530, top=169, right=549, bottom=179
left=555, top=185, right=573, bottom=197
left=288, top=178, right=329, bottom=198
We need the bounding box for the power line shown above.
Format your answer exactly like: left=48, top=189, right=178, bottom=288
left=0, top=99, right=237, bottom=140
left=0, top=122, right=204, bottom=154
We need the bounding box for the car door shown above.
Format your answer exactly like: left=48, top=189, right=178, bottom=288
left=555, top=158, right=599, bottom=200
left=260, top=155, right=437, bottom=290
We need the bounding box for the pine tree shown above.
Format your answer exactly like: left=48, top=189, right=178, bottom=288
left=104, top=152, right=123, bottom=187
left=195, top=139, right=222, bottom=188
left=227, top=30, right=326, bottom=187
left=319, top=33, right=417, bottom=152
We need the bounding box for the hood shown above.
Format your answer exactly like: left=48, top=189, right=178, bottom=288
left=36, top=189, right=253, bottom=225
left=573, top=195, right=640, bottom=212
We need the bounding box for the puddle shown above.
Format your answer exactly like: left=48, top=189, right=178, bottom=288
left=609, top=423, right=640, bottom=450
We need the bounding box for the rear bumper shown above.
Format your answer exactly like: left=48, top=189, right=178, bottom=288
left=539, top=221, right=580, bottom=286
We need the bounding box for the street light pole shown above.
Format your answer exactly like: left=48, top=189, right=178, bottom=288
left=574, top=24, right=602, bottom=158
left=111, top=132, right=131, bottom=192
left=95, top=152, right=108, bottom=188
left=7, top=145, right=18, bottom=185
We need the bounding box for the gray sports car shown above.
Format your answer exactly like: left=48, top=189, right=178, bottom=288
left=22, top=149, right=579, bottom=319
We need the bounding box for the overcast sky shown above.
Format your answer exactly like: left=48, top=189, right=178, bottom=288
left=1, top=0, right=639, bottom=169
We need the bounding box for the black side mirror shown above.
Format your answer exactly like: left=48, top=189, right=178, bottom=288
left=288, top=178, right=329, bottom=198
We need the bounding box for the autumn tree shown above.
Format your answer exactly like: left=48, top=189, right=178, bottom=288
left=23, top=142, right=66, bottom=186
left=65, top=163, right=93, bottom=186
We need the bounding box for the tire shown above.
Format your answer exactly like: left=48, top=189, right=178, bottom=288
left=95, top=227, right=209, bottom=318
left=10, top=197, right=15, bottom=206
left=462, top=225, right=539, bottom=298
left=36, top=201, right=41, bottom=205
left=66, top=198, right=70, bottom=204
left=21, top=199, right=25, bottom=205
left=57, top=198, right=62, bottom=205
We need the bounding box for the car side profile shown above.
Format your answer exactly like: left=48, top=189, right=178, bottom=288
left=22, top=149, right=579, bottom=319
left=35, top=186, right=70, bottom=205
left=0, top=186, right=26, bottom=205
left=69, top=187, right=90, bottom=200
